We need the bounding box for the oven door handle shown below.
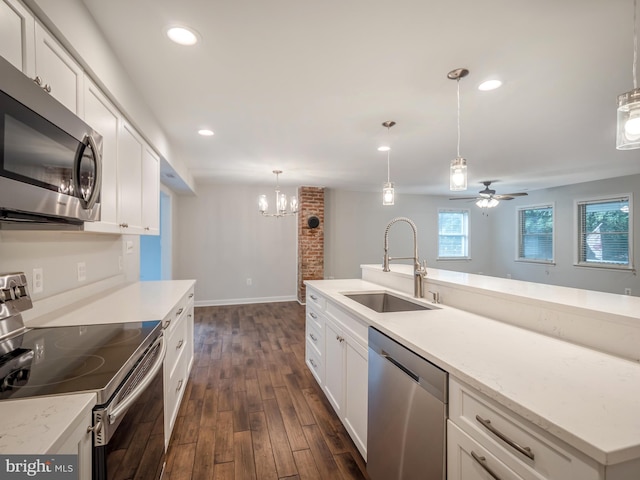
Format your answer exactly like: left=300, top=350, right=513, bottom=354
left=107, top=335, right=166, bottom=425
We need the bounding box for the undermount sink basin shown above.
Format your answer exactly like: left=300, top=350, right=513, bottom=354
left=343, top=292, right=438, bottom=313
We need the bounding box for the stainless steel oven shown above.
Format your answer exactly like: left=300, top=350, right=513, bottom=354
left=0, top=273, right=167, bottom=480
left=0, top=55, right=102, bottom=227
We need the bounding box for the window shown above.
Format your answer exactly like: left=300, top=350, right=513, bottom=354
left=438, top=209, right=469, bottom=259
left=517, top=205, right=554, bottom=263
left=577, top=195, right=632, bottom=268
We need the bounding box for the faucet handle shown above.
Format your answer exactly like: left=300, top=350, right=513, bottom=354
left=417, top=259, right=427, bottom=277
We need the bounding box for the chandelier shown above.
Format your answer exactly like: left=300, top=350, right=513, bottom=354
left=258, top=170, right=298, bottom=217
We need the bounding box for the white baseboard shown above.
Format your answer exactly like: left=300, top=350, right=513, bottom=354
left=195, top=295, right=298, bottom=307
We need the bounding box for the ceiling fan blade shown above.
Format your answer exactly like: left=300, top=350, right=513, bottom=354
left=500, top=192, right=528, bottom=197
left=449, top=197, right=479, bottom=200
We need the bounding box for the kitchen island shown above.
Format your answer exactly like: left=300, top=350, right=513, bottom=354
left=306, top=266, right=640, bottom=479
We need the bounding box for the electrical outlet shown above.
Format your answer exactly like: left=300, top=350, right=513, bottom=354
left=624, top=287, right=632, bottom=295
left=246, top=278, right=252, bottom=286
left=77, top=262, right=86, bottom=282
left=32, top=268, right=43, bottom=294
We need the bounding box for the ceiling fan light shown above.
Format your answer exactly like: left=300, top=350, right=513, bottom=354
left=617, top=88, right=640, bottom=149
left=450, top=157, right=467, bottom=191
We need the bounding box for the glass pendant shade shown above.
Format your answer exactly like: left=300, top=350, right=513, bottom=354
left=450, top=157, right=468, bottom=191
left=617, top=88, right=640, bottom=149
left=383, top=182, right=395, bottom=205
left=290, top=196, right=298, bottom=213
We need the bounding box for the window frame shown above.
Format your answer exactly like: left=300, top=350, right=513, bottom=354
left=574, top=193, right=634, bottom=271
left=515, top=203, right=555, bottom=265
left=437, top=208, right=470, bottom=260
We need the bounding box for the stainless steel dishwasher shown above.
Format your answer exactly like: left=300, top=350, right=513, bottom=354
left=367, top=327, right=448, bottom=480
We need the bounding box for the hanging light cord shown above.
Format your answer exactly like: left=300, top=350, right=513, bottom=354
left=634, top=0, right=638, bottom=89
left=386, top=126, right=391, bottom=182
left=456, top=78, right=461, bottom=158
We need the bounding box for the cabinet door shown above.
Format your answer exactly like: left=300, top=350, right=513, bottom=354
left=83, top=78, right=120, bottom=233
left=448, top=421, right=526, bottom=480
left=344, top=335, right=368, bottom=460
left=0, top=0, right=35, bottom=75
left=34, top=22, right=83, bottom=114
left=53, top=412, right=93, bottom=480
left=141, top=144, right=160, bottom=234
left=117, top=122, right=143, bottom=232
left=323, top=318, right=345, bottom=417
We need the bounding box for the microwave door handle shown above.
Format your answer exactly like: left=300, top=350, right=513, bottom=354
left=81, top=134, right=102, bottom=210
left=107, top=335, right=166, bottom=425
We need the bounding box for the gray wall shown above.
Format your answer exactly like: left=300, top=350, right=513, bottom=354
left=324, top=189, right=495, bottom=279
left=488, top=174, right=640, bottom=295
left=174, top=182, right=298, bottom=305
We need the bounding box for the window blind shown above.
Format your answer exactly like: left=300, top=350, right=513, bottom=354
left=577, top=197, right=630, bottom=266
left=517, top=206, right=553, bottom=262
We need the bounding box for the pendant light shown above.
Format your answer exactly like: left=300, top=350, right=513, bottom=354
left=448, top=68, right=469, bottom=191
left=380, top=121, right=396, bottom=205
left=258, top=170, right=298, bottom=217
left=617, top=0, right=640, bottom=149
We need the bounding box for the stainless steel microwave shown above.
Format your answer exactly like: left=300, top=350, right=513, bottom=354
left=0, top=55, right=102, bottom=227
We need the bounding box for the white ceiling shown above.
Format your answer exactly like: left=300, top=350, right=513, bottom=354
left=81, top=0, right=640, bottom=196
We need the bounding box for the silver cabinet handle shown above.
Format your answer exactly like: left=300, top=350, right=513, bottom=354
left=163, top=319, right=171, bottom=329
left=119, top=222, right=129, bottom=228
left=188, top=293, right=194, bottom=299
left=176, top=379, right=184, bottom=392
left=176, top=339, right=184, bottom=349
left=310, top=294, right=318, bottom=301
left=475, top=415, right=535, bottom=460
left=309, top=333, right=317, bottom=342
left=471, top=451, right=502, bottom=480
left=33, top=76, right=42, bottom=85
left=309, top=312, right=318, bottom=319
left=336, top=335, right=345, bottom=343
left=176, top=307, right=184, bottom=316
left=144, top=226, right=150, bottom=231
left=309, top=358, right=318, bottom=368
left=43, top=84, right=51, bottom=93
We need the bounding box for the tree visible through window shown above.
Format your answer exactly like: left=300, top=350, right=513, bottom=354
left=517, top=205, right=553, bottom=262
left=438, top=209, right=469, bottom=258
left=577, top=197, right=631, bottom=267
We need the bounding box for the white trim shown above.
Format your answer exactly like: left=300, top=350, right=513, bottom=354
left=195, top=295, right=298, bottom=307
left=573, top=193, right=633, bottom=269
left=515, top=202, right=555, bottom=263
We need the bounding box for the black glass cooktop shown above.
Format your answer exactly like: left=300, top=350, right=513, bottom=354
left=0, top=321, right=161, bottom=403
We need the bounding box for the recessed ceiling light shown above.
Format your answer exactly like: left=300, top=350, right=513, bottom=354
left=166, top=26, right=199, bottom=46
left=377, top=146, right=390, bottom=152
left=478, top=79, right=502, bottom=91
left=198, top=129, right=214, bottom=136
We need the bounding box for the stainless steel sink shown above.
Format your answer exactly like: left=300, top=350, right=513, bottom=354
left=343, top=292, right=438, bottom=313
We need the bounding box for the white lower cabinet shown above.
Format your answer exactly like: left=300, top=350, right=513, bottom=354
left=305, top=287, right=368, bottom=460
left=163, top=286, right=195, bottom=448
left=52, top=408, right=93, bottom=480
left=448, top=377, right=601, bottom=480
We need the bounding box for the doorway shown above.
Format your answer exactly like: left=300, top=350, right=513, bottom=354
left=140, top=190, right=172, bottom=280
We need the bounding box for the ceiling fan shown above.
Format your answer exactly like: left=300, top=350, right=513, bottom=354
left=449, top=181, right=528, bottom=208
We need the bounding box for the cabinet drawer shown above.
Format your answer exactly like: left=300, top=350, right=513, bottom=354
left=306, top=339, right=323, bottom=385
left=165, top=345, right=189, bottom=441
left=306, top=305, right=324, bottom=331
left=165, top=315, right=188, bottom=373
left=306, top=289, right=326, bottom=311
left=306, top=317, right=323, bottom=357
left=163, top=291, right=191, bottom=334
left=450, top=378, right=599, bottom=480
left=448, top=421, right=526, bottom=480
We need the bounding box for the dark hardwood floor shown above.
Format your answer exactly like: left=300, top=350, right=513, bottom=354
left=163, top=302, right=369, bottom=480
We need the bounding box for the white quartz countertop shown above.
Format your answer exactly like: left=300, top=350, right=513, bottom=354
left=306, top=278, right=640, bottom=466
left=0, top=393, right=96, bottom=453
left=26, top=279, right=195, bottom=327
left=0, top=279, right=195, bottom=454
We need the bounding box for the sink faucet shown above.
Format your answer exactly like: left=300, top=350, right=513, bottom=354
left=383, top=217, right=427, bottom=298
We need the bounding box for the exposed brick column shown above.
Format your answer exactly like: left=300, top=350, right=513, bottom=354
left=297, top=186, right=325, bottom=303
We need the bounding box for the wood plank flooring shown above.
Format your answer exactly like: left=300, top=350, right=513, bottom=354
left=163, top=302, right=370, bottom=480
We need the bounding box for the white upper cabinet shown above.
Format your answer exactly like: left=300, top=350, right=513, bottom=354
left=141, top=145, right=160, bottom=235
left=34, top=21, right=83, bottom=114
left=83, top=78, right=121, bottom=233
left=117, top=122, right=143, bottom=232
left=0, top=0, right=35, bottom=75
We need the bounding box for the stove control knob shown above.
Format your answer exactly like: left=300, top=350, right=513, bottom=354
left=0, top=289, right=13, bottom=302
left=12, top=286, right=21, bottom=299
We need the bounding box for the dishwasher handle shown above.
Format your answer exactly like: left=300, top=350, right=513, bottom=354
left=382, top=351, right=419, bottom=382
